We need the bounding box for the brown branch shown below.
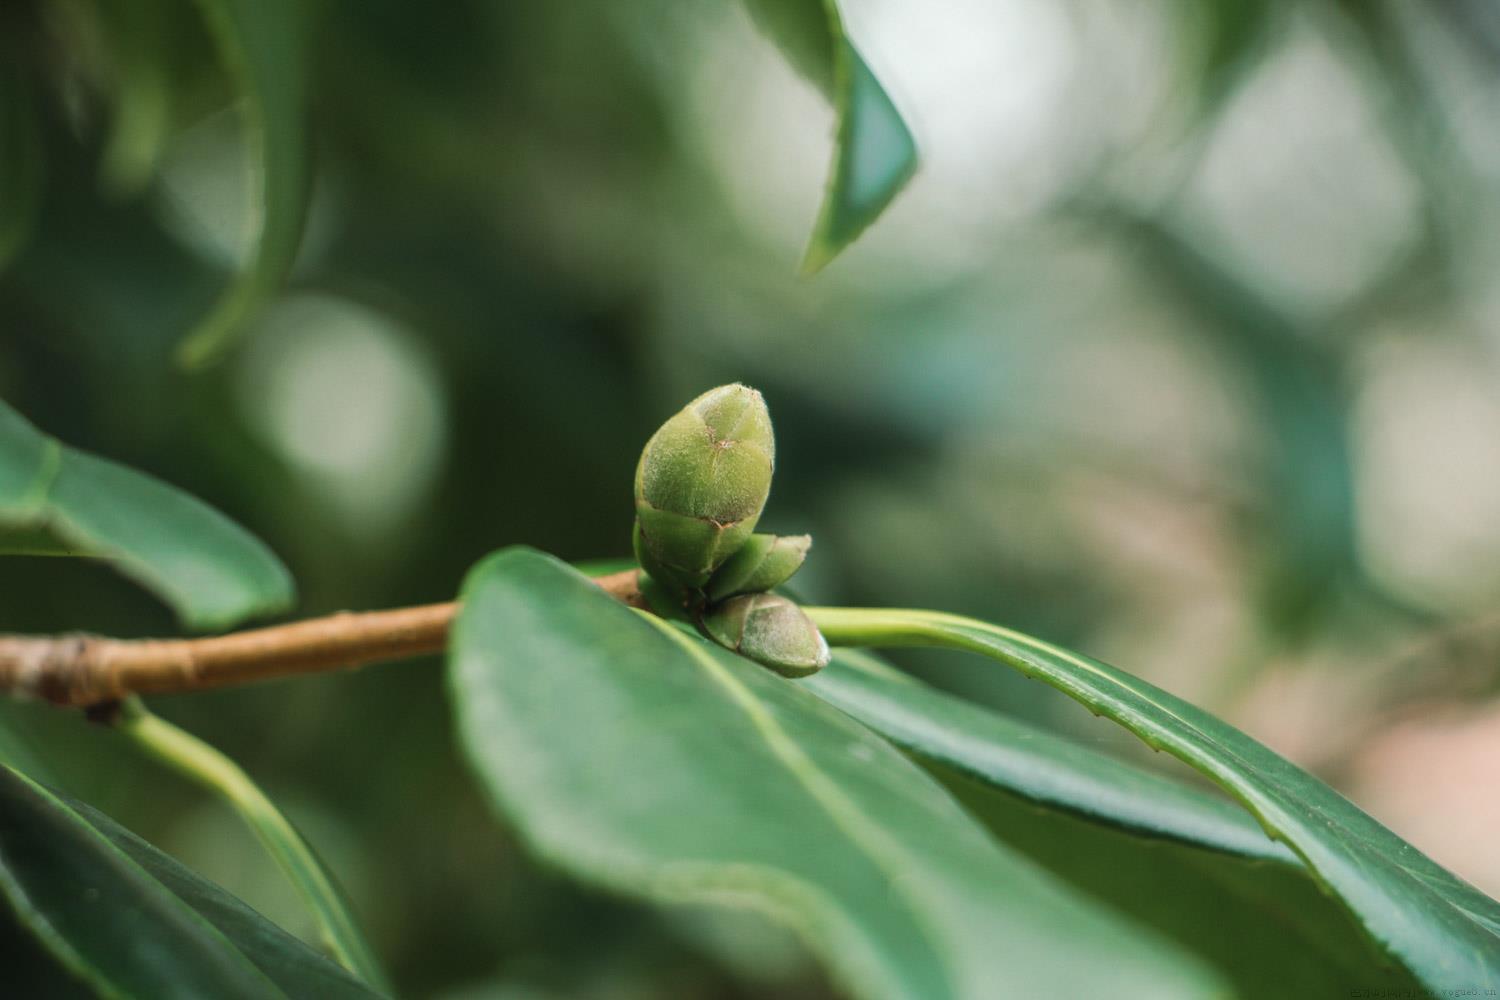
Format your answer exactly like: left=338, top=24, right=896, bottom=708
left=0, top=570, right=644, bottom=708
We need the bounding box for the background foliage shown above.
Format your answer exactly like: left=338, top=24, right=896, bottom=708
left=5, top=0, right=1500, bottom=995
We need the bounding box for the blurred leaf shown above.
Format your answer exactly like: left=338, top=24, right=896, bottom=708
left=449, top=548, right=1224, bottom=1000
left=0, top=60, right=43, bottom=271
left=804, top=648, right=1293, bottom=862
left=1183, top=0, right=1280, bottom=118
left=0, top=398, right=294, bottom=630
left=1109, top=214, right=1358, bottom=633
left=0, top=763, right=385, bottom=999
left=176, top=0, right=312, bottom=368
left=743, top=0, right=918, bottom=272
left=810, top=607, right=1500, bottom=991
left=96, top=0, right=177, bottom=197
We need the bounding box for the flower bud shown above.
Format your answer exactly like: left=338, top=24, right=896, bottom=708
left=634, top=384, right=774, bottom=590
left=701, top=593, right=830, bottom=678
left=704, top=533, right=811, bottom=602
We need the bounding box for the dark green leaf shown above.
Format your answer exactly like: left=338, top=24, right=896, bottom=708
left=934, top=761, right=1418, bottom=996
left=805, top=648, right=1291, bottom=861
left=0, top=763, right=384, bottom=999
left=117, top=700, right=391, bottom=993
left=176, top=0, right=312, bottom=368
left=71, top=797, right=385, bottom=1000
left=810, top=607, right=1500, bottom=992
left=449, top=548, right=1224, bottom=1000
left=804, top=650, right=1416, bottom=993
left=744, top=0, right=918, bottom=272
left=0, top=398, right=294, bottom=630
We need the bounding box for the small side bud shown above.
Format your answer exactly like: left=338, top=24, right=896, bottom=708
left=701, top=593, right=830, bottom=678
left=704, top=533, right=811, bottom=602
left=634, top=384, right=774, bottom=591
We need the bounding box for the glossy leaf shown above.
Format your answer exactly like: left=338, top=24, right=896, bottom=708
left=805, top=650, right=1416, bottom=993
left=804, top=649, right=1293, bottom=862
left=809, top=607, right=1500, bottom=991
left=176, top=0, right=312, bottom=367
left=0, top=398, right=294, bottom=630
left=935, top=760, right=1417, bottom=996
left=0, top=763, right=385, bottom=999
left=744, top=0, right=918, bottom=272
left=449, top=548, right=1224, bottom=1000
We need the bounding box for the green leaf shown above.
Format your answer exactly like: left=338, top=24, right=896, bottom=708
left=744, top=0, right=918, bottom=272
left=1103, top=213, right=1359, bottom=633
left=118, top=700, right=391, bottom=993
left=0, top=763, right=385, bottom=1000
left=96, top=0, right=178, bottom=197
left=0, top=398, right=294, bottom=630
left=449, top=547, right=1225, bottom=1000
left=1182, top=0, right=1280, bottom=119
left=934, top=760, right=1417, bottom=996
left=809, top=607, right=1500, bottom=992
left=804, top=649, right=1293, bottom=862
left=805, top=650, right=1418, bottom=994
left=176, top=0, right=312, bottom=368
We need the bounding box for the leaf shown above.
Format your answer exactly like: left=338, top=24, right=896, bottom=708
left=118, top=700, right=391, bottom=993
left=804, top=648, right=1294, bottom=862
left=1182, top=0, right=1280, bottom=119
left=0, top=398, right=294, bottom=630
left=934, top=760, right=1418, bottom=996
left=176, top=0, right=312, bottom=368
left=804, top=650, right=1417, bottom=994
left=809, top=607, right=1500, bottom=992
left=0, top=763, right=386, bottom=1000
left=72, top=798, right=385, bottom=1000
left=96, top=0, right=178, bottom=197
left=449, top=548, right=1225, bottom=1000
left=1104, top=213, right=1358, bottom=633
left=743, top=0, right=919, bottom=272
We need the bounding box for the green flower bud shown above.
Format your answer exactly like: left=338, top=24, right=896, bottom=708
left=634, top=384, right=774, bottom=591
left=701, top=593, right=830, bottom=678
left=704, top=533, right=811, bottom=602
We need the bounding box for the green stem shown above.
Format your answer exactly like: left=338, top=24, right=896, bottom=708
left=117, top=698, right=392, bottom=993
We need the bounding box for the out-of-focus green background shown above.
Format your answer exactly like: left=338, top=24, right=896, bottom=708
left=4, top=0, right=1500, bottom=996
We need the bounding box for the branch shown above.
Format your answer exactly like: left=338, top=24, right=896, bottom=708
left=0, top=569, right=644, bottom=708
